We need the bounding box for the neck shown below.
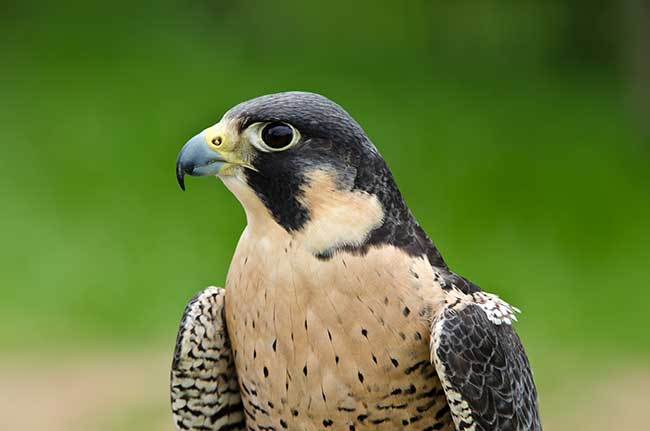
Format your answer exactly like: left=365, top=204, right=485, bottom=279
left=222, top=169, right=447, bottom=269
left=221, top=171, right=385, bottom=258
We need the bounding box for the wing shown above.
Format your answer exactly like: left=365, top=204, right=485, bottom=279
left=430, top=299, right=542, bottom=431
left=171, top=287, right=245, bottom=431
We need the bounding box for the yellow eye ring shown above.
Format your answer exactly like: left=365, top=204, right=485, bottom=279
left=211, top=136, right=223, bottom=147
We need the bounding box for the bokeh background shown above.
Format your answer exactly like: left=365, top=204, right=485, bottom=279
left=1, top=1, right=648, bottom=429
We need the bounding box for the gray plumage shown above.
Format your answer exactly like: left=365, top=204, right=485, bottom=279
left=431, top=297, right=541, bottom=430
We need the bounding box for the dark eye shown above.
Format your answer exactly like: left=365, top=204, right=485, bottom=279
left=261, top=122, right=294, bottom=149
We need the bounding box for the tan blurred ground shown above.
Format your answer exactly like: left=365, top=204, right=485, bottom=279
left=0, top=351, right=647, bottom=430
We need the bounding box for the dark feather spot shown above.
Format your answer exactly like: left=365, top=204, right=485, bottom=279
left=370, top=418, right=389, bottom=424
left=435, top=404, right=450, bottom=420
left=405, top=360, right=427, bottom=375
left=416, top=399, right=436, bottom=413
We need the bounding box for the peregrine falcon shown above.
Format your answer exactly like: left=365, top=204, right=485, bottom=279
left=171, top=92, right=542, bottom=431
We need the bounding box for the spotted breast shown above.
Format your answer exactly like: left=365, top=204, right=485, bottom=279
left=224, top=206, right=454, bottom=431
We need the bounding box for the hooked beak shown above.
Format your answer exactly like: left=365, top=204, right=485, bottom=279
left=176, top=132, right=226, bottom=191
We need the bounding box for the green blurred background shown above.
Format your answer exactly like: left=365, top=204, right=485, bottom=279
left=1, top=1, right=648, bottom=429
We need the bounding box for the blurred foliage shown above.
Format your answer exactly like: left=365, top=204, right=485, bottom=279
left=0, top=0, right=648, bottom=364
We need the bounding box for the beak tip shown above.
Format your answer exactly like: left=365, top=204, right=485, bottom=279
left=176, top=163, right=187, bottom=191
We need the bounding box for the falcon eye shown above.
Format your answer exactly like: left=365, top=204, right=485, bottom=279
left=245, top=121, right=300, bottom=153
left=261, top=122, right=294, bottom=150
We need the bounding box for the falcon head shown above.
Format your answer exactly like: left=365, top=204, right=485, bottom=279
left=176, top=91, right=441, bottom=262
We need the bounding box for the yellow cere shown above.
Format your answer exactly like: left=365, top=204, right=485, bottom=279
left=203, top=121, right=257, bottom=176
